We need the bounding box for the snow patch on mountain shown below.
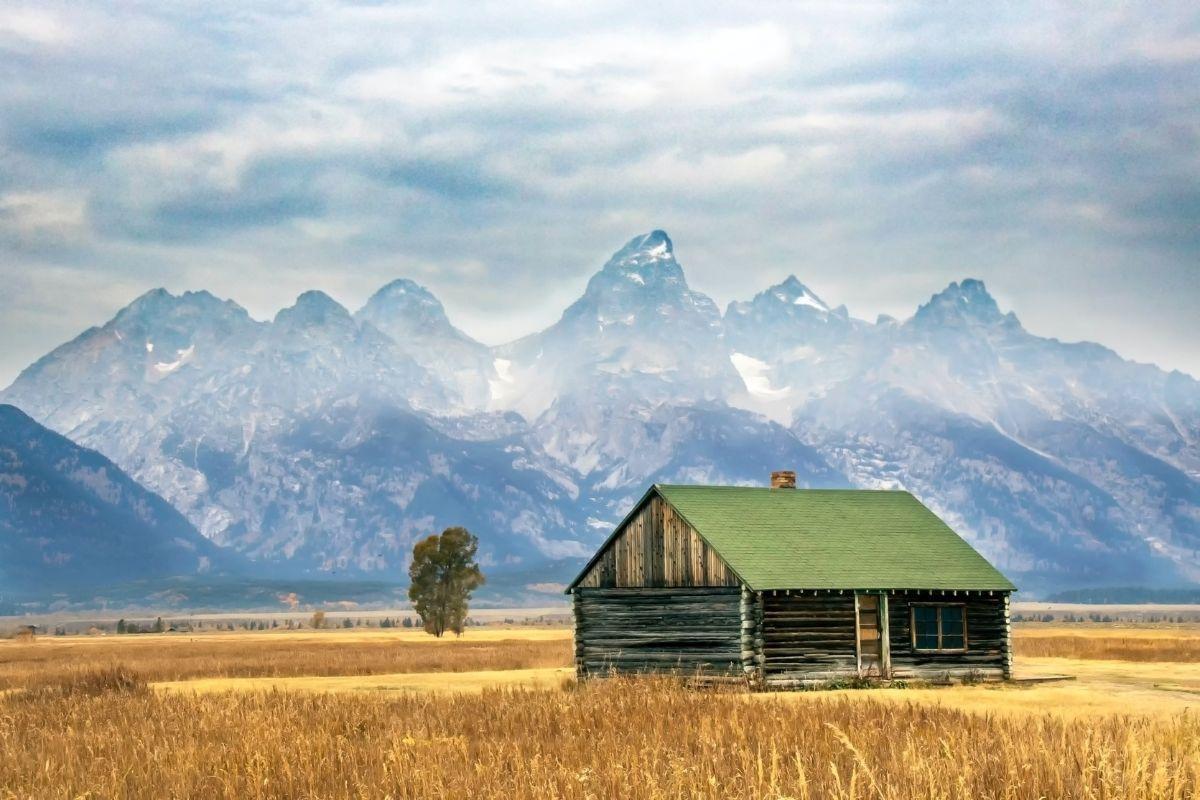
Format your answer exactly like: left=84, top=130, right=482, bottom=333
left=488, top=358, right=515, bottom=401
left=730, top=352, right=789, bottom=398
left=153, top=344, right=194, bottom=374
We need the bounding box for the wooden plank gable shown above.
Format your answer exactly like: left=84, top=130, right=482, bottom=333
left=575, top=493, right=740, bottom=589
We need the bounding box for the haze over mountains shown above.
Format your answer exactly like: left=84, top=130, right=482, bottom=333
left=0, top=404, right=236, bottom=596
left=2, top=231, right=1197, bottom=599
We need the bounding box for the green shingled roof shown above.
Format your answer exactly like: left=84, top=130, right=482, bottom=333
left=576, top=485, right=1015, bottom=592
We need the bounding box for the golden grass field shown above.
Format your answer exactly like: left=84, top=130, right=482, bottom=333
left=0, top=627, right=571, bottom=692
left=1013, top=624, right=1200, bottom=662
left=1, top=622, right=1198, bottom=798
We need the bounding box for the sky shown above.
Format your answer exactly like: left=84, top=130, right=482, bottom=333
left=0, top=1, right=1197, bottom=386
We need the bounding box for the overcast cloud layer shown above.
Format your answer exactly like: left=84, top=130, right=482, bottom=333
left=1, top=1, right=1197, bottom=386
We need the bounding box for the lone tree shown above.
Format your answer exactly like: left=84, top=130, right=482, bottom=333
left=408, top=527, right=485, bottom=637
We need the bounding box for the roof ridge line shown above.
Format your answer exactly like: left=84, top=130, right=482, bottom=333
left=657, top=483, right=912, bottom=493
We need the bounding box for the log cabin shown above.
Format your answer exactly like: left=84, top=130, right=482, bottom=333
left=567, top=472, right=1016, bottom=688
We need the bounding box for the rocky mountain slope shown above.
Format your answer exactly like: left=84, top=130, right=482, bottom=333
left=0, top=404, right=236, bottom=596
left=2, top=231, right=1197, bottom=595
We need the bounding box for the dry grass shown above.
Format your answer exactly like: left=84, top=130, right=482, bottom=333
left=5, top=623, right=1194, bottom=695
left=15, top=663, right=148, bottom=700
left=1, top=675, right=1198, bottom=799
left=147, top=656, right=1200, bottom=719
left=1013, top=626, right=1200, bottom=662
left=154, top=666, right=575, bottom=696
left=0, top=629, right=572, bottom=691
left=3, top=625, right=1200, bottom=797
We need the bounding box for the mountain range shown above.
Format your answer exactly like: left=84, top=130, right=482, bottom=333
left=0, top=404, right=236, bottom=597
left=2, top=230, right=1197, bottom=600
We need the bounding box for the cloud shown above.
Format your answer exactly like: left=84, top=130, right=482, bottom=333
left=343, top=23, right=791, bottom=111
left=0, top=7, right=73, bottom=46
left=1133, top=35, right=1200, bottom=64
left=526, top=582, right=567, bottom=594
left=0, top=0, right=1198, bottom=384
left=0, top=191, right=87, bottom=243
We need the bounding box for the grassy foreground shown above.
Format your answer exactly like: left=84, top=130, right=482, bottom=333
left=0, top=629, right=571, bottom=691
left=2, top=674, right=1198, bottom=799
left=2, top=624, right=1199, bottom=798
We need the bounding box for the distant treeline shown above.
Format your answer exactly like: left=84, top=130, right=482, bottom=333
left=1012, top=612, right=1196, bottom=623
left=1046, top=587, right=1200, bottom=604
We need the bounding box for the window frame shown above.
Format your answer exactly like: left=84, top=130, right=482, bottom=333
left=909, top=603, right=969, bottom=653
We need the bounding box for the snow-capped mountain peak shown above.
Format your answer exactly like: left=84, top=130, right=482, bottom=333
left=611, top=228, right=673, bottom=264
left=588, top=229, right=686, bottom=294
left=727, top=276, right=848, bottom=322
left=494, top=229, right=736, bottom=420
left=5, top=288, right=260, bottom=424
left=772, top=275, right=831, bottom=313
left=551, top=229, right=721, bottom=335
left=911, top=278, right=1016, bottom=329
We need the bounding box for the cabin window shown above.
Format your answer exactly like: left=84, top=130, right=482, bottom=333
left=911, top=604, right=967, bottom=651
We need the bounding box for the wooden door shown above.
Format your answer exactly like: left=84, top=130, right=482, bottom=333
left=856, top=593, right=890, bottom=677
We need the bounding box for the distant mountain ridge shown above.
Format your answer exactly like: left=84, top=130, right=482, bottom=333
left=0, top=404, right=237, bottom=596
left=2, top=230, right=1197, bottom=598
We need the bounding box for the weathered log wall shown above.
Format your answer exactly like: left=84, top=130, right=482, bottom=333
left=575, top=495, right=740, bottom=589
left=753, top=590, right=1011, bottom=686
left=887, top=591, right=1009, bottom=681
left=573, top=587, right=742, bottom=677
left=760, top=592, right=859, bottom=685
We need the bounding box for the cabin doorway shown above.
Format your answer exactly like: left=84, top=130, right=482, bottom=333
left=855, top=593, right=890, bottom=678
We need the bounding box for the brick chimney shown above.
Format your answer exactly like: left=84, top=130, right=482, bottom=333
left=770, top=470, right=796, bottom=490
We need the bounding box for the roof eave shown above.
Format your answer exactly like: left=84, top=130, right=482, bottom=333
left=748, top=583, right=1017, bottom=593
